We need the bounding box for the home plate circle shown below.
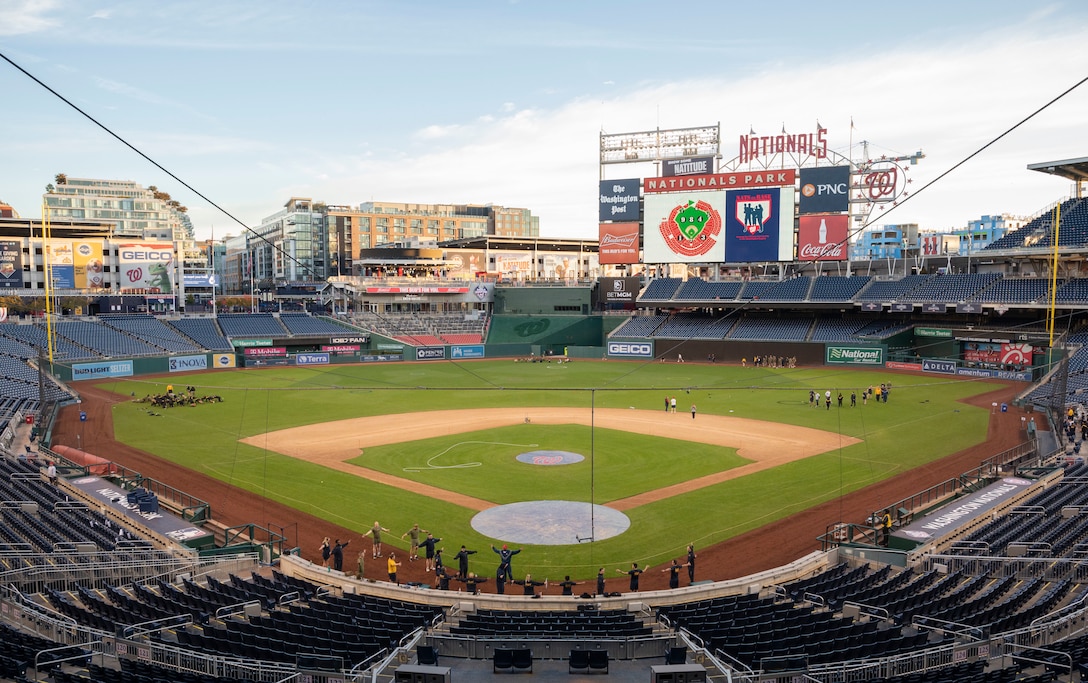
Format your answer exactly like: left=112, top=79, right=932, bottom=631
left=516, top=450, right=584, bottom=465
left=471, top=501, right=630, bottom=545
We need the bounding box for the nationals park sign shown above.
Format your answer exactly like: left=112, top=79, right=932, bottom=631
left=825, top=345, right=884, bottom=366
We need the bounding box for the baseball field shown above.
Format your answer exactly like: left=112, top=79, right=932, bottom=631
left=88, top=359, right=1004, bottom=580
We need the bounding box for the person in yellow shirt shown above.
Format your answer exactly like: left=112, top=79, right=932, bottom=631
left=387, top=553, right=401, bottom=584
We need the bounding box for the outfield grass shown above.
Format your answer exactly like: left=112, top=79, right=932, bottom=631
left=98, top=360, right=1002, bottom=577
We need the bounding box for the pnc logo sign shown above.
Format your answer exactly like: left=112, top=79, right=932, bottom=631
left=801, top=182, right=848, bottom=197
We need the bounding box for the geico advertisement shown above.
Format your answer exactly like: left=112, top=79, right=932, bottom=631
left=119, top=243, right=174, bottom=293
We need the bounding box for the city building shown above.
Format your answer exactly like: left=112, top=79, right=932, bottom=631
left=42, top=176, right=193, bottom=242
left=850, top=223, right=920, bottom=260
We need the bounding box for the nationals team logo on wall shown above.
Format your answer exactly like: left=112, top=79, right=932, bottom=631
left=658, top=199, right=722, bottom=258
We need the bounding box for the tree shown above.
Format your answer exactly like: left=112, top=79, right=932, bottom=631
left=54, top=173, right=67, bottom=185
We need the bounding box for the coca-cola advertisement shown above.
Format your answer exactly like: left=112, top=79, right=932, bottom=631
left=797, top=214, right=848, bottom=261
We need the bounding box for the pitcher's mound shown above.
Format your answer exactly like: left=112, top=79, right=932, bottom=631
left=515, top=450, right=584, bottom=465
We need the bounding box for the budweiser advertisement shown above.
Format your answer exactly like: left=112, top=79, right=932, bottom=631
left=598, top=222, right=640, bottom=264
left=797, top=214, right=849, bottom=261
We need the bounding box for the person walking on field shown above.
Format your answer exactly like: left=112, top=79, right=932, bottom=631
left=691, top=404, right=697, bottom=419
left=366, top=521, right=390, bottom=558
left=670, top=396, right=677, bottom=413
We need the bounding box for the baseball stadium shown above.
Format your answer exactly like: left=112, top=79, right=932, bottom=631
left=4, top=144, right=1088, bottom=683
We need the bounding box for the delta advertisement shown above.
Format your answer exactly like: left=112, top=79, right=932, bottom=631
left=723, top=187, right=795, bottom=262
left=598, top=222, right=640, bottom=264
left=598, top=178, right=641, bottom=222
left=643, top=191, right=727, bottom=263
left=798, top=166, right=850, bottom=214
left=0, top=240, right=22, bottom=288
left=73, top=241, right=105, bottom=289
left=118, top=243, right=174, bottom=293
left=797, top=214, right=849, bottom=261
left=46, top=240, right=75, bottom=289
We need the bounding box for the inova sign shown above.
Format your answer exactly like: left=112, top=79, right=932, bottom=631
left=826, top=346, right=884, bottom=366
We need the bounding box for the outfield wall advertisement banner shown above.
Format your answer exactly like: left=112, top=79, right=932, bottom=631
left=73, top=241, right=104, bottom=289
left=451, top=345, right=485, bottom=359
left=119, top=243, right=174, bottom=293
left=644, top=169, right=795, bottom=193
left=662, top=156, right=714, bottom=177
left=922, top=359, right=957, bottom=374
left=724, top=187, right=795, bottom=262
left=213, top=353, right=236, bottom=368
left=169, top=355, right=208, bottom=372
left=797, top=214, right=848, bottom=261
left=243, top=347, right=287, bottom=357
left=607, top=341, right=654, bottom=358
left=416, top=346, right=445, bottom=360
left=798, top=166, right=850, bottom=214
left=598, top=222, right=640, bottom=264
left=599, top=178, right=641, bottom=221
left=0, top=240, right=21, bottom=288
left=295, top=353, right=330, bottom=365
left=826, top=345, right=884, bottom=365
left=643, top=192, right=726, bottom=263
left=72, top=360, right=134, bottom=381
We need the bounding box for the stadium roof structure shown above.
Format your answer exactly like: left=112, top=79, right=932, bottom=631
left=1027, top=156, right=1088, bottom=185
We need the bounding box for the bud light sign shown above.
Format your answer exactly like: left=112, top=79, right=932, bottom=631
left=607, top=341, right=654, bottom=358
left=825, top=345, right=884, bottom=365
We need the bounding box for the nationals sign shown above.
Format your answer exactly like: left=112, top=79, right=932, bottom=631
left=797, top=214, right=849, bottom=261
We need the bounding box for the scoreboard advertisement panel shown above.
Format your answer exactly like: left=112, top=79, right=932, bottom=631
left=723, top=187, right=795, bottom=262
left=643, top=191, right=727, bottom=263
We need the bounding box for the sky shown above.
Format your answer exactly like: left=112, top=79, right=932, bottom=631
left=1, top=1, right=1087, bottom=244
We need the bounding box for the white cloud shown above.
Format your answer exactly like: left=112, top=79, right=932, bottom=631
left=88, top=8, right=111, bottom=20
left=0, top=0, right=60, bottom=36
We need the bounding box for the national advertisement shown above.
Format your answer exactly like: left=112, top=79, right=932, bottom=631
left=72, top=360, right=134, bottom=381
left=598, top=178, right=641, bottom=222
left=798, top=166, right=850, bottom=214
left=825, top=345, right=884, bottom=366
left=118, top=243, right=174, bottom=293
left=724, top=187, right=795, bottom=262
left=168, top=354, right=208, bottom=373
left=73, top=241, right=105, bottom=289
left=643, top=191, right=727, bottom=263
left=797, top=214, right=848, bottom=261
left=598, top=222, right=640, bottom=264
left=0, top=240, right=22, bottom=288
